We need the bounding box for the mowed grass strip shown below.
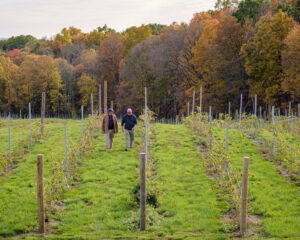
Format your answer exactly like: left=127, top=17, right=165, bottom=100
left=214, top=127, right=300, bottom=238
left=0, top=119, right=82, bottom=237
left=49, top=124, right=140, bottom=238
left=151, top=124, right=227, bottom=238
left=46, top=123, right=227, bottom=239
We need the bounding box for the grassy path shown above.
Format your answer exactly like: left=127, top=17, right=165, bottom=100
left=215, top=128, right=300, bottom=238
left=151, top=124, right=226, bottom=239
left=43, top=123, right=227, bottom=239
left=0, top=119, right=81, bottom=237
left=47, top=126, right=141, bottom=239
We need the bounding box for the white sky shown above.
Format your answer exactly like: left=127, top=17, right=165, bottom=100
left=0, top=0, right=216, bottom=39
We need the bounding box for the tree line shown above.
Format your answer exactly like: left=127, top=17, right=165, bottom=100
left=0, top=0, right=299, bottom=118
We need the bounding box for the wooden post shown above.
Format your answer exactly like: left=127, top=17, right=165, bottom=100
left=192, top=90, right=195, bottom=122
left=29, top=102, right=32, bottom=145
left=81, top=105, right=84, bottom=139
left=240, top=156, right=249, bottom=235
left=99, top=84, right=101, bottom=116
left=104, top=81, right=108, bottom=114
left=140, top=153, right=146, bottom=231
left=41, top=92, right=45, bottom=135
left=64, top=124, right=69, bottom=184
left=200, top=86, right=202, bottom=121
left=239, top=93, right=242, bottom=131
left=298, top=104, right=300, bottom=118
left=187, top=102, right=190, bottom=117
left=228, top=102, right=231, bottom=118
left=110, top=100, right=114, bottom=110
left=91, top=93, right=94, bottom=119
left=37, top=154, right=45, bottom=234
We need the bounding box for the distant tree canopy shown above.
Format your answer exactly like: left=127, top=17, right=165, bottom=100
left=232, top=0, right=266, bottom=24
left=0, top=0, right=299, bottom=117
left=1, top=35, right=36, bottom=51
left=148, top=24, right=166, bottom=35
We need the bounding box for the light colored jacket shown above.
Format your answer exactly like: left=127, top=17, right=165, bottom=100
left=102, top=114, right=118, bottom=134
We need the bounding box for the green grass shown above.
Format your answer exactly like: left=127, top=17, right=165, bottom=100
left=0, top=119, right=82, bottom=236
left=214, top=127, right=300, bottom=238
left=1, top=120, right=300, bottom=239
left=41, top=123, right=227, bottom=239
left=0, top=119, right=33, bottom=153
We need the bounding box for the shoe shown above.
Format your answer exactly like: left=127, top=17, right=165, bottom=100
left=125, top=148, right=128, bottom=151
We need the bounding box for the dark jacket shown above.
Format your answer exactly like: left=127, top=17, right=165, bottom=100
left=122, top=114, right=137, bottom=130
left=102, top=114, right=118, bottom=134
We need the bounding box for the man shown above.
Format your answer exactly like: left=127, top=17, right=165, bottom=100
left=122, top=108, right=137, bottom=151
left=102, top=108, right=118, bottom=150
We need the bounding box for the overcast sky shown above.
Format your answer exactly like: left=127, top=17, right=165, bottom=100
left=0, top=0, right=216, bottom=39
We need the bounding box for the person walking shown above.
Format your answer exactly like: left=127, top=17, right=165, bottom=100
left=102, top=108, right=118, bottom=150
left=122, top=108, right=137, bottom=151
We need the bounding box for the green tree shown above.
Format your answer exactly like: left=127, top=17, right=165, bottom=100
left=2, top=35, right=36, bottom=51
left=232, top=0, right=266, bottom=24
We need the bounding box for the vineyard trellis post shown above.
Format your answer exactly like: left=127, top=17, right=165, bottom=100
left=224, top=124, right=229, bottom=173
left=104, top=81, right=108, bottom=114
left=91, top=93, right=94, bottom=119
left=259, top=106, right=262, bottom=128
left=239, top=93, right=242, bottom=131
left=200, top=86, right=202, bottom=121
left=81, top=105, right=84, bottom=139
left=288, top=102, right=291, bottom=128
left=37, top=154, right=45, bottom=234
left=272, top=106, right=276, bottom=159
left=240, top=156, right=249, bottom=235
left=64, top=124, right=69, bottom=185
left=140, top=153, right=146, bottom=231
left=29, top=102, right=32, bottom=145
left=8, top=112, right=11, bottom=154
left=209, top=106, right=212, bottom=146
left=254, top=94, right=257, bottom=116
left=99, top=84, right=101, bottom=116
left=145, top=88, right=148, bottom=163
left=192, top=90, right=195, bottom=122
left=41, top=92, right=46, bottom=135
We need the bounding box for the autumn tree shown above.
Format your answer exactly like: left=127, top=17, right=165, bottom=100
left=0, top=56, right=19, bottom=112
left=77, top=73, right=97, bottom=112
left=242, top=11, right=295, bottom=105
left=191, top=12, right=249, bottom=112
left=21, top=55, right=63, bottom=114
left=282, top=24, right=300, bottom=103
left=97, top=32, right=123, bottom=106
left=117, top=37, right=158, bottom=114
left=121, top=25, right=152, bottom=56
